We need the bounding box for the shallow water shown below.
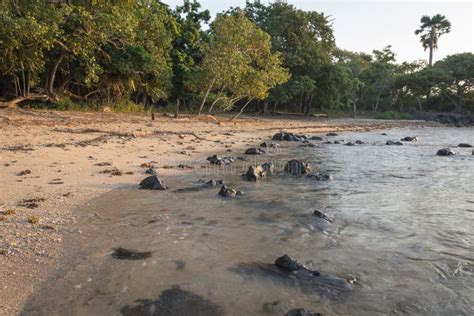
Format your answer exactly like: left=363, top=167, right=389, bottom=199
left=24, top=127, right=474, bottom=315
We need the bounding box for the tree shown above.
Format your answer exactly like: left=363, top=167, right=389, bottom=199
left=434, top=53, right=474, bottom=112
left=415, top=14, right=451, bottom=66
left=188, top=13, right=289, bottom=117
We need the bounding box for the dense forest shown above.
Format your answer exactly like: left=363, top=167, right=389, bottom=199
left=0, top=0, right=473, bottom=117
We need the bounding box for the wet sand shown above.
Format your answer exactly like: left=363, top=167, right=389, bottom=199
left=0, top=109, right=428, bottom=314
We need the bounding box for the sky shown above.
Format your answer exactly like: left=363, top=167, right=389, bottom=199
left=162, top=0, right=473, bottom=64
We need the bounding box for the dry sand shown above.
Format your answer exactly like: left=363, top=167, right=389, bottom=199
left=0, top=109, right=428, bottom=314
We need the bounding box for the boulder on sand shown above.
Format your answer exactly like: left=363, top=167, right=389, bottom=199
left=272, top=132, right=307, bottom=142
left=284, top=160, right=311, bottom=175
left=139, top=175, right=168, bottom=190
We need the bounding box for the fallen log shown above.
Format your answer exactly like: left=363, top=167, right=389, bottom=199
left=0, top=94, right=51, bottom=109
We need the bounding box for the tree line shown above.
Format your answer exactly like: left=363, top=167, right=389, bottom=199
left=0, top=0, right=473, bottom=116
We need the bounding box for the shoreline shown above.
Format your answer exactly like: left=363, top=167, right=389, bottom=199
left=0, top=109, right=431, bottom=314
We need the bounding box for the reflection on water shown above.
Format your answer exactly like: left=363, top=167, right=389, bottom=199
left=24, top=127, right=474, bottom=315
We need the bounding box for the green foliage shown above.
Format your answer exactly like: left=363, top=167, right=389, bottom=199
left=415, top=14, right=451, bottom=65
left=374, top=111, right=412, bottom=120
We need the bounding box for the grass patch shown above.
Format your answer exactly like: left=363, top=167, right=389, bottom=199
left=374, top=111, right=412, bottom=120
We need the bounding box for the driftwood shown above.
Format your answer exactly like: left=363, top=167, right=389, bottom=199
left=53, top=127, right=205, bottom=140
left=0, top=94, right=52, bottom=109
left=274, top=111, right=328, bottom=118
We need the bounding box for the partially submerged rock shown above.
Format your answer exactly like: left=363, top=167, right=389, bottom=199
left=207, top=155, right=235, bottom=165
left=174, top=179, right=225, bottom=193
left=120, top=287, right=222, bottom=316
left=307, top=172, right=333, bottom=181
left=285, top=308, right=322, bottom=316
left=244, top=162, right=274, bottom=181
left=344, top=142, right=355, bottom=146
left=326, top=132, right=338, bottom=136
left=386, top=140, right=403, bottom=146
left=139, top=175, right=168, bottom=190
left=355, top=140, right=365, bottom=144
left=111, top=247, right=152, bottom=260
left=401, top=136, right=418, bottom=142
left=218, top=185, right=243, bottom=197
left=275, top=254, right=320, bottom=276
left=313, top=210, right=334, bottom=223
left=458, top=143, right=472, bottom=148
left=310, top=136, right=324, bottom=141
left=245, top=147, right=265, bottom=155
left=284, top=160, right=311, bottom=175
left=437, top=148, right=457, bottom=156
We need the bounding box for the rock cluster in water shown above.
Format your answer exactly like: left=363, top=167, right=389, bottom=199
left=139, top=175, right=168, bottom=190
left=272, top=132, right=308, bottom=142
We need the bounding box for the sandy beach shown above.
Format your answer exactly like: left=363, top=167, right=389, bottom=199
left=0, top=109, right=429, bottom=314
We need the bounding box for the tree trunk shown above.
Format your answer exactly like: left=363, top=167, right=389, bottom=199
left=174, top=98, right=180, bottom=118
left=197, top=79, right=215, bottom=115
left=272, top=101, right=278, bottom=115
left=48, top=52, right=66, bottom=96
left=231, top=98, right=254, bottom=120
left=263, top=101, right=269, bottom=115
left=0, top=94, right=51, bottom=109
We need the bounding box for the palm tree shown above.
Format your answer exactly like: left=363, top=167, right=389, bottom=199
left=415, top=14, right=451, bottom=66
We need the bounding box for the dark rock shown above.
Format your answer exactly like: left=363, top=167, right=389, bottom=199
left=401, top=136, right=418, bottom=142
left=307, top=172, right=333, bottom=181
left=120, top=287, right=222, bottom=316
left=355, top=140, right=364, bottom=144
left=202, top=179, right=225, bottom=187
left=245, top=147, right=265, bottom=155
left=381, top=133, right=388, bottom=136
left=344, top=142, right=355, bottom=146
left=207, top=155, right=235, bottom=165
left=323, top=141, right=333, bottom=144
left=437, top=148, right=457, bottom=156
left=334, top=140, right=341, bottom=144
left=111, top=247, right=151, bottom=260
left=386, top=140, right=403, bottom=146
left=275, top=255, right=320, bottom=276
left=272, top=132, right=306, bottom=142
left=313, top=210, right=334, bottom=223
left=218, top=185, right=243, bottom=198
left=144, top=167, right=156, bottom=175
left=326, top=132, right=338, bottom=136
left=310, top=136, right=324, bottom=141
left=458, top=143, right=472, bottom=148
left=284, top=160, right=311, bottom=175
left=244, top=162, right=274, bottom=181
left=260, top=142, right=280, bottom=149
left=412, top=112, right=474, bottom=127
left=285, top=308, right=322, bottom=316
left=139, top=175, right=168, bottom=190
left=17, top=169, right=31, bottom=176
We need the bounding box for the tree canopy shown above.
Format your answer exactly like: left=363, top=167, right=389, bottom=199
left=0, top=1, right=471, bottom=115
